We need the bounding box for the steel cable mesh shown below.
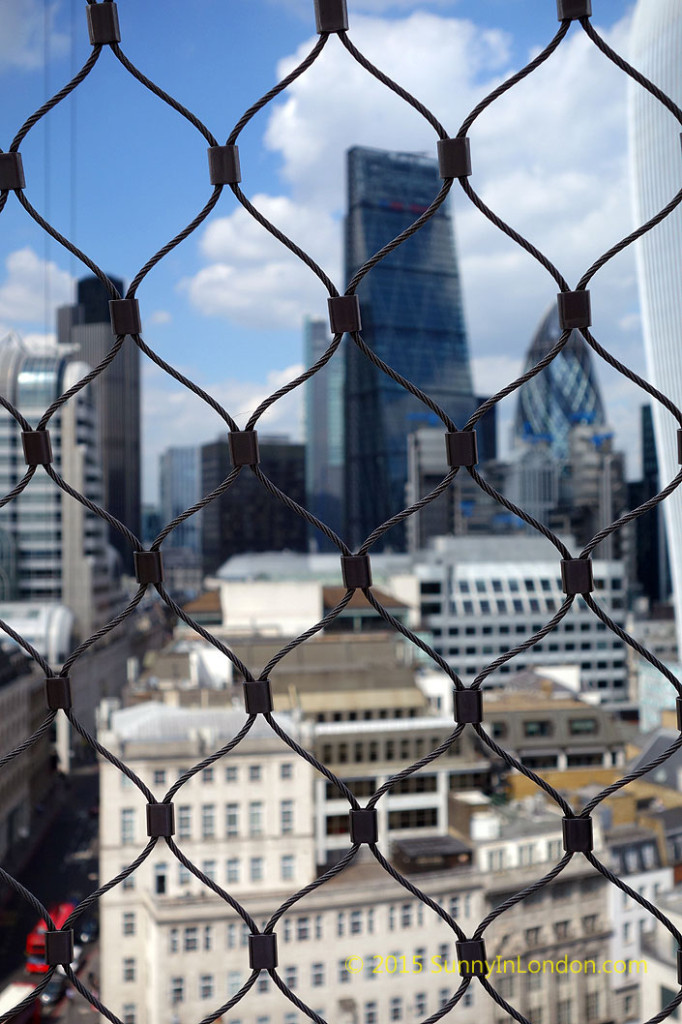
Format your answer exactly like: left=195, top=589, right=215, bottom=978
left=1, top=2, right=682, bottom=1023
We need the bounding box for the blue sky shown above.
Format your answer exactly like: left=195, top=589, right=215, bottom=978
left=0, top=0, right=652, bottom=501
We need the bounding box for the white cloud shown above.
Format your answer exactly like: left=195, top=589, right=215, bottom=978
left=141, top=361, right=304, bottom=502
left=0, top=248, right=73, bottom=325
left=0, top=0, right=68, bottom=71
left=146, top=310, right=172, bottom=326
left=182, top=194, right=338, bottom=328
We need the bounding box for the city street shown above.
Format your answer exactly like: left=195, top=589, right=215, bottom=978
left=0, top=764, right=100, bottom=1016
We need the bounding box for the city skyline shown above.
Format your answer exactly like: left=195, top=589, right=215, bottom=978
left=0, top=0, right=646, bottom=501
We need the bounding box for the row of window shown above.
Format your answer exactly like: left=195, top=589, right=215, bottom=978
left=326, top=808, right=438, bottom=836
left=421, top=576, right=621, bottom=596
left=120, top=800, right=295, bottom=844
left=320, top=737, right=448, bottom=765
left=125, top=762, right=295, bottom=789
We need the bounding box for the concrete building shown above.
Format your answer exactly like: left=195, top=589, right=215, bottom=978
left=0, top=333, right=121, bottom=639
left=406, top=535, right=629, bottom=704
left=98, top=698, right=629, bottom=1024
left=57, top=275, right=141, bottom=571
left=0, top=643, right=52, bottom=865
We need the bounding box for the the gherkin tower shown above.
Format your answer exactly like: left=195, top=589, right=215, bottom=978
left=514, top=303, right=606, bottom=461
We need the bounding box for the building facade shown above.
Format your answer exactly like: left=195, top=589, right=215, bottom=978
left=159, top=446, right=201, bottom=553
left=0, top=333, right=118, bottom=638
left=201, top=436, right=307, bottom=575
left=344, top=147, right=475, bottom=551
left=629, top=0, right=682, bottom=655
left=58, top=275, right=141, bottom=571
left=304, top=316, right=344, bottom=545
left=514, top=303, right=606, bottom=462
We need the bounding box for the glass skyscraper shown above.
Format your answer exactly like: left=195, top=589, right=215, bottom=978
left=514, top=302, right=606, bottom=461
left=629, top=0, right=682, bottom=642
left=344, top=147, right=475, bottom=550
left=304, top=316, right=344, bottom=546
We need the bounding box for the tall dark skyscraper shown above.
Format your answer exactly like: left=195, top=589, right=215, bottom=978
left=58, top=276, right=141, bottom=571
left=201, top=436, right=307, bottom=575
left=344, top=147, right=476, bottom=551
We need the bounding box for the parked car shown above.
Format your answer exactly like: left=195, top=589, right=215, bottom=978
left=38, top=975, right=67, bottom=1007
left=78, top=919, right=98, bottom=945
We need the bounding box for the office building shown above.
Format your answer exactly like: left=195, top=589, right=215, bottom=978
left=628, top=406, right=670, bottom=604
left=514, top=303, right=606, bottom=461
left=0, top=332, right=118, bottom=638
left=98, top=696, right=624, bottom=1024
left=58, top=275, right=141, bottom=571
left=629, top=0, right=682, bottom=653
left=344, top=147, right=476, bottom=550
left=159, top=446, right=201, bottom=553
left=304, top=316, right=344, bottom=545
left=200, top=435, right=306, bottom=576
left=409, top=535, right=629, bottom=703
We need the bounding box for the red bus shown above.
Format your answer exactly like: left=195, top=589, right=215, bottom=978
left=25, top=902, right=76, bottom=974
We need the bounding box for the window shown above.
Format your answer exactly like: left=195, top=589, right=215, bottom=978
left=122, top=868, right=135, bottom=891
left=203, top=925, right=213, bottom=951
left=200, top=975, right=214, bottom=1000
left=583, top=914, right=597, bottom=934
left=297, top=917, right=310, bottom=941
left=202, top=859, right=216, bottom=882
left=339, top=959, right=350, bottom=983
left=184, top=927, right=198, bottom=952
left=153, top=769, right=166, bottom=786
left=170, top=977, right=184, bottom=1005
left=202, top=766, right=214, bottom=784
left=284, top=966, right=297, bottom=989
left=154, top=862, right=167, bottom=895
left=519, top=843, right=534, bottom=866
left=121, top=808, right=135, bottom=845
left=401, top=903, right=412, bottom=927
left=557, top=999, right=572, bottom=1024
left=415, top=993, right=427, bottom=1015
left=523, top=720, right=552, bottom=737
left=389, top=997, right=403, bottom=1020
left=249, top=801, right=263, bottom=836
left=585, top=992, right=599, bottom=1020
left=337, top=912, right=345, bottom=937
left=122, top=1006, right=136, bottom=1024
left=177, top=805, right=191, bottom=839
left=315, top=915, right=323, bottom=939
left=227, top=858, right=240, bottom=884
left=169, top=928, right=179, bottom=953
left=554, top=920, right=570, bottom=940
left=227, top=971, right=241, bottom=997
left=487, top=849, right=505, bottom=871
left=122, top=913, right=135, bottom=936
left=178, top=864, right=190, bottom=886
left=311, top=963, right=324, bottom=987
left=281, top=854, right=295, bottom=881
left=525, top=927, right=540, bottom=946
left=364, top=1002, right=378, bottom=1024
left=202, top=803, right=216, bottom=838
left=280, top=762, right=293, bottom=779
left=281, top=799, right=294, bottom=834
left=257, top=974, right=269, bottom=993
left=249, top=765, right=262, bottom=782
left=350, top=910, right=362, bottom=935
left=250, top=857, right=263, bottom=882
left=569, top=718, right=598, bottom=734
left=123, top=958, right=136, bottom=982
left=225, top=765, right=238, bottom=782
left=226, top=803, right=239, bottom=836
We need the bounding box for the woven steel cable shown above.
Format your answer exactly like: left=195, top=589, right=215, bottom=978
left=2, top=3, right=682, bottom=1024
